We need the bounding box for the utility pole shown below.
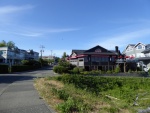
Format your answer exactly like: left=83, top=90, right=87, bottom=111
left=40, top=45, right=45, bottom=58
left=51, top=50, right=52, bottom=59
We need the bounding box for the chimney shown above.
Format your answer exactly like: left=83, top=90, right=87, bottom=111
left=115, top=46, right=118, bottom=53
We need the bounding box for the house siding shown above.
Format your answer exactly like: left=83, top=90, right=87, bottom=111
left=0, top=47, right=39, bottom=65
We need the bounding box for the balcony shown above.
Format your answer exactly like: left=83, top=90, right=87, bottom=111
left=145, top=54, right=150, bottom=57
left=116, top=59, right=126, bottom=63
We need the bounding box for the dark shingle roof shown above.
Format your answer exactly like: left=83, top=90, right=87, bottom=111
left=129, top=44, right=135, bottom=46
left=72, top=50, right=86, bottom=55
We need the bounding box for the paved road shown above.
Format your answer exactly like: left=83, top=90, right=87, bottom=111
left=0, top=66, right=56, bottom=113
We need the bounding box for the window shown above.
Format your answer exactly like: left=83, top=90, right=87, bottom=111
left=101, top=57, right=108, bottom=62
left=79, top=59, right=83, bottom=62
left=84, top=57, right=88, bottom=62
left=0, top=51, right=2, bottom=55
left=91, top=56, right=96, bottom=61
left=96, top=57, right=100, bottom=61
left=137, top=45, right=142, bottom=49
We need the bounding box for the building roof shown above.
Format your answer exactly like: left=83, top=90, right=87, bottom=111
left=134, top=42, right=145, bottom=48
left=72, top=50, right=86, bottom=55
left=136, top=57, right=150, bottom=61
left=85, top=45, right=112, bottom=53
left=71, top=45, right=118, bottom=57
left=129, top=44, right=135, bottom=46
left=125, top=44, right=135, bottom=49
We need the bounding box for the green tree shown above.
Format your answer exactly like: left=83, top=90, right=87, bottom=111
left=62, top=52, right=67, bottom=59
left=0, top=40, right=6, bottom=47
left=0, top=40, right=16, bottom=48
left=29, top=49, right=34, bottom=55
left=54, top=57, right=60, bottom=63
left=21, top=59, right=40, bottom=66
left=7, top=41, right=15, bottom=49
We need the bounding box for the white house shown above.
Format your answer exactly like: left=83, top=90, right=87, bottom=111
left=0, top=47, right=39, bottom=65
left=122, top=43, right=146, bottom=59
left=123, top=42, right=150, bottom=71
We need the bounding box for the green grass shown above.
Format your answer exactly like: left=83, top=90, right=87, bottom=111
left=35, top=75, right=150, bottom=113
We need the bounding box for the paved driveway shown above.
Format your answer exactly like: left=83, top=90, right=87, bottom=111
left=0, top=66, right=56, bottom=113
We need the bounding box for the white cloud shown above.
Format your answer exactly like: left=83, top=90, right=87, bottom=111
left=11, top=32, right=42, bottom=37
left=0, top=5, right=34, bottom=23
left=91, top=29, right=150, bottom=51
left=0, top=5, right=79, bottom=37
left=0, top=24, right=80, bottom=38
left=46, top=28, right=80, bottom=33
left=0, top=5, right=34, bottom=15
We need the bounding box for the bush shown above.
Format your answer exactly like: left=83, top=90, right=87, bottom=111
left=21, top=59, right=40, bottom=66
left=0, top=64, right=8, bottom=73
left=82, top=71, right=90, bottom=75
left=128, top=69, right=132, bottom=74
left=57, top=97, right=90, bottom=113
left=11, top=65, right=40, bottom=72
left=21, top=60, right=30, bottom=65
left=106, top=70, right=112, bottom=74
left=52, top=88, right=69, bottom=101
left=57, top=97, right=77, bottom=113
left=72, top=67, right=79, bottom=74
left=114, top=66, right=120, bottom=73
left=79, top=68, right=84, bottom=73
left=53, top=65, right=68, bottom=74
left=148, top=69, right=150, bottom=75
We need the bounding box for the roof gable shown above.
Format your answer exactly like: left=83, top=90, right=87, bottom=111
left=134, top=42, right=145, bottom=48
left=125, top=44, right=135, bottom=50
left=84, top=45, right=112, bottom=53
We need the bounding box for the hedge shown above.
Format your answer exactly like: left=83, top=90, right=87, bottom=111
left=0, top=64, right=9, bottom=73
left=53, top=65, right=68, bottom=74
left=11, top=65, right=41, bottom=72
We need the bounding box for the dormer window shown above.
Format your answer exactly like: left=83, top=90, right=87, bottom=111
left=137, top=45, right=142, bottom=49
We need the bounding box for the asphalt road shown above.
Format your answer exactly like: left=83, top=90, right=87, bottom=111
left=0, top=66, right=56, bottom=113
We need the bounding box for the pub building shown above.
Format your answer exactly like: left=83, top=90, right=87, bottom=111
left=68, top=45, right=121, bottom=71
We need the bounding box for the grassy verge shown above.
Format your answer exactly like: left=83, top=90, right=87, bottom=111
left=34, top=75, right=150, bottom=113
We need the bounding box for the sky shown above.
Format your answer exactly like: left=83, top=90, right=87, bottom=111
left=0, top=0, right=150, bottom=57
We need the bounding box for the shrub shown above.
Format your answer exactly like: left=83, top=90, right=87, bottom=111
left=11, top=65, right=40, bottom=72
left=53, top=59, right=77, bottom=74
left=128, top=69, right=132, bottom=74
left=106, top=70, right=112, bottom=74
left=53, top=65, right=68, bottom=74
left=79, top=68, right=84, bottom=73
left=57, top=97, right=77, bottom=113
left=57, top=97, right=90, bottom=113
left=21, top=60, right=30, bottom=65
left=114, top=65, right=120, bottom=73
left=82, top=71, right=90, bottom=75
left=148, top=69, right=150, bottom=75
left=52, top=88, right=69, bottom=101
left=0, top=64, right=8, bottom=73
left=72, top=67, right=79, bottom=74
left=21, top=59, right=40, bottom=66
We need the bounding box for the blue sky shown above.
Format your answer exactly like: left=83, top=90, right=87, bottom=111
left=0, top=0, right=150, bottom=57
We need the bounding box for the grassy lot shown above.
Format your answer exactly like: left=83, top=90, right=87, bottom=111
left=34, top=75, right=150, bottom=113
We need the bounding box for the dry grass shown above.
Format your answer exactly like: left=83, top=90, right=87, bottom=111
left=47, top=80, right=64, bottom=89
left=34, top=77, right=131, bottom=113
left=34, top=78, right=64, bottom=112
